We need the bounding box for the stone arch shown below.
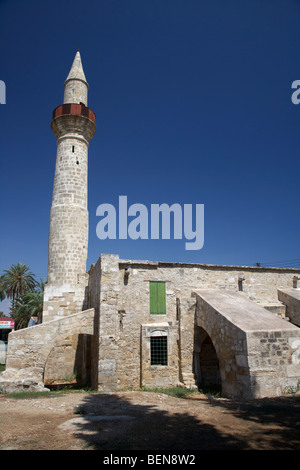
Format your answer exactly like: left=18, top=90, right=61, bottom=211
left=44, top=333, right=93, bottom=387
left=193, top=289, right=300, bottom=399
left=2, top=309, right=95, bottom=392
left=193, top=325, right=221, bottom=391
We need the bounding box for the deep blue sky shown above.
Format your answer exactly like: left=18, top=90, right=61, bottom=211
left=0, top=0, right=299, bottom=313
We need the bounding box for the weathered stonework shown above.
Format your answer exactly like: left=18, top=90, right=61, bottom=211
left=193, top=289, right=300, bottom=398
left=87, top=254, right=300, bottom=397
left=0, top=308, right=96, bottom=393
left=42, top=276, right=89, bottom=323
left=44, top=51, right=96, bottom=322
left=141, top=322, right=179, bottom=388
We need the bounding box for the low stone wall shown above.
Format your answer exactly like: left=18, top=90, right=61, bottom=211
left=0, top=308, right=95, bottom=393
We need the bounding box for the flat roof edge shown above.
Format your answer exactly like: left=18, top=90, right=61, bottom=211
left=118, top=258, right=300, bottom=273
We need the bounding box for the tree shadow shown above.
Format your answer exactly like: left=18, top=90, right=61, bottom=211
left=59, top=391, right=299, bottom=451
left=201, top=394, right=300, bottom=450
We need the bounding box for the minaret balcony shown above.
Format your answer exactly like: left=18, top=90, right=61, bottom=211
left=51, top=103, right=96, bottom=141
left=52, top=103, right=96, bottom=123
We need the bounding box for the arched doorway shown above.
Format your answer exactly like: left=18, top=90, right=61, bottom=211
left=193, top=326, right=221, bottom=391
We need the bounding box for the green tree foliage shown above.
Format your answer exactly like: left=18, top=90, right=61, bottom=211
left=0, top=263, right=45, bottom=329
left=12, top=281, right=45, bottom=329
left=2, top=263, right=37, bottom=308
left=0, top=275, right=6, bottom=301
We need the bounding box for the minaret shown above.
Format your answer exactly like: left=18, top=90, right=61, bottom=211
left=43, top=52, right=96, bottom=322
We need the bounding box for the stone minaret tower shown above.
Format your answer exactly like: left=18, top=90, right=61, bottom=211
left=43, top=52, right=96, bottom=322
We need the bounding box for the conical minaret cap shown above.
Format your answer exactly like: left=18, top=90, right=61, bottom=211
left=63, top=51, right=89, bottom=105
left=65, top=51, right=88, bottom=85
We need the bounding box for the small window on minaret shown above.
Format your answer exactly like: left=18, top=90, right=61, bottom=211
left=72, top=146, right=75, bottom=153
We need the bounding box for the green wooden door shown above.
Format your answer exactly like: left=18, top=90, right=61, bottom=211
left=150, top=281, right=166, bottom=315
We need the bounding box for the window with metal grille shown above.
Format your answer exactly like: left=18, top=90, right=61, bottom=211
left=150, top=336, right=168, bottom=366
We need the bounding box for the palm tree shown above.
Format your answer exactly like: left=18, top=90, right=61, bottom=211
left=2, top=263, right=37, bottom=308
left=0, top=275, right=6, bottom=301
left=11, top=278, right=45, bottom=329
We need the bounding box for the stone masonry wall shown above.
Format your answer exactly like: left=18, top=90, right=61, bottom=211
left=47, top=135, right=89, bottom=288
left=64, top=79, right=88, bottom=107
left=42, top=274, right=89, bottom=323
left=119, top=259, right=299, bottom=308
left=92, top=255, right=120, bottom=391
left=246, top=329, right=300, bottom=397
left=177, top=297, right=197, bottom=388
left=194, top=289, right=300, bottom=399
left=0, top=309, right=95, bottom=393
left=194, top=291, right=250, bottom=398
left=88, top=254, right=300, bottom=392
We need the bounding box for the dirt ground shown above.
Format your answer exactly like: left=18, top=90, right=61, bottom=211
left=0, top=390, right=299, bottom=451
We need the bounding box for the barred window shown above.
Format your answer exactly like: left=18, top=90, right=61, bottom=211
left=150, top=336, right=168, bottom=366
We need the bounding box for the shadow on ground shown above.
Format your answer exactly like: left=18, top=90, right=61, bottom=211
left=206, top=393, right=300, bottom=450
left=59, top=392, right=300, bottom=450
